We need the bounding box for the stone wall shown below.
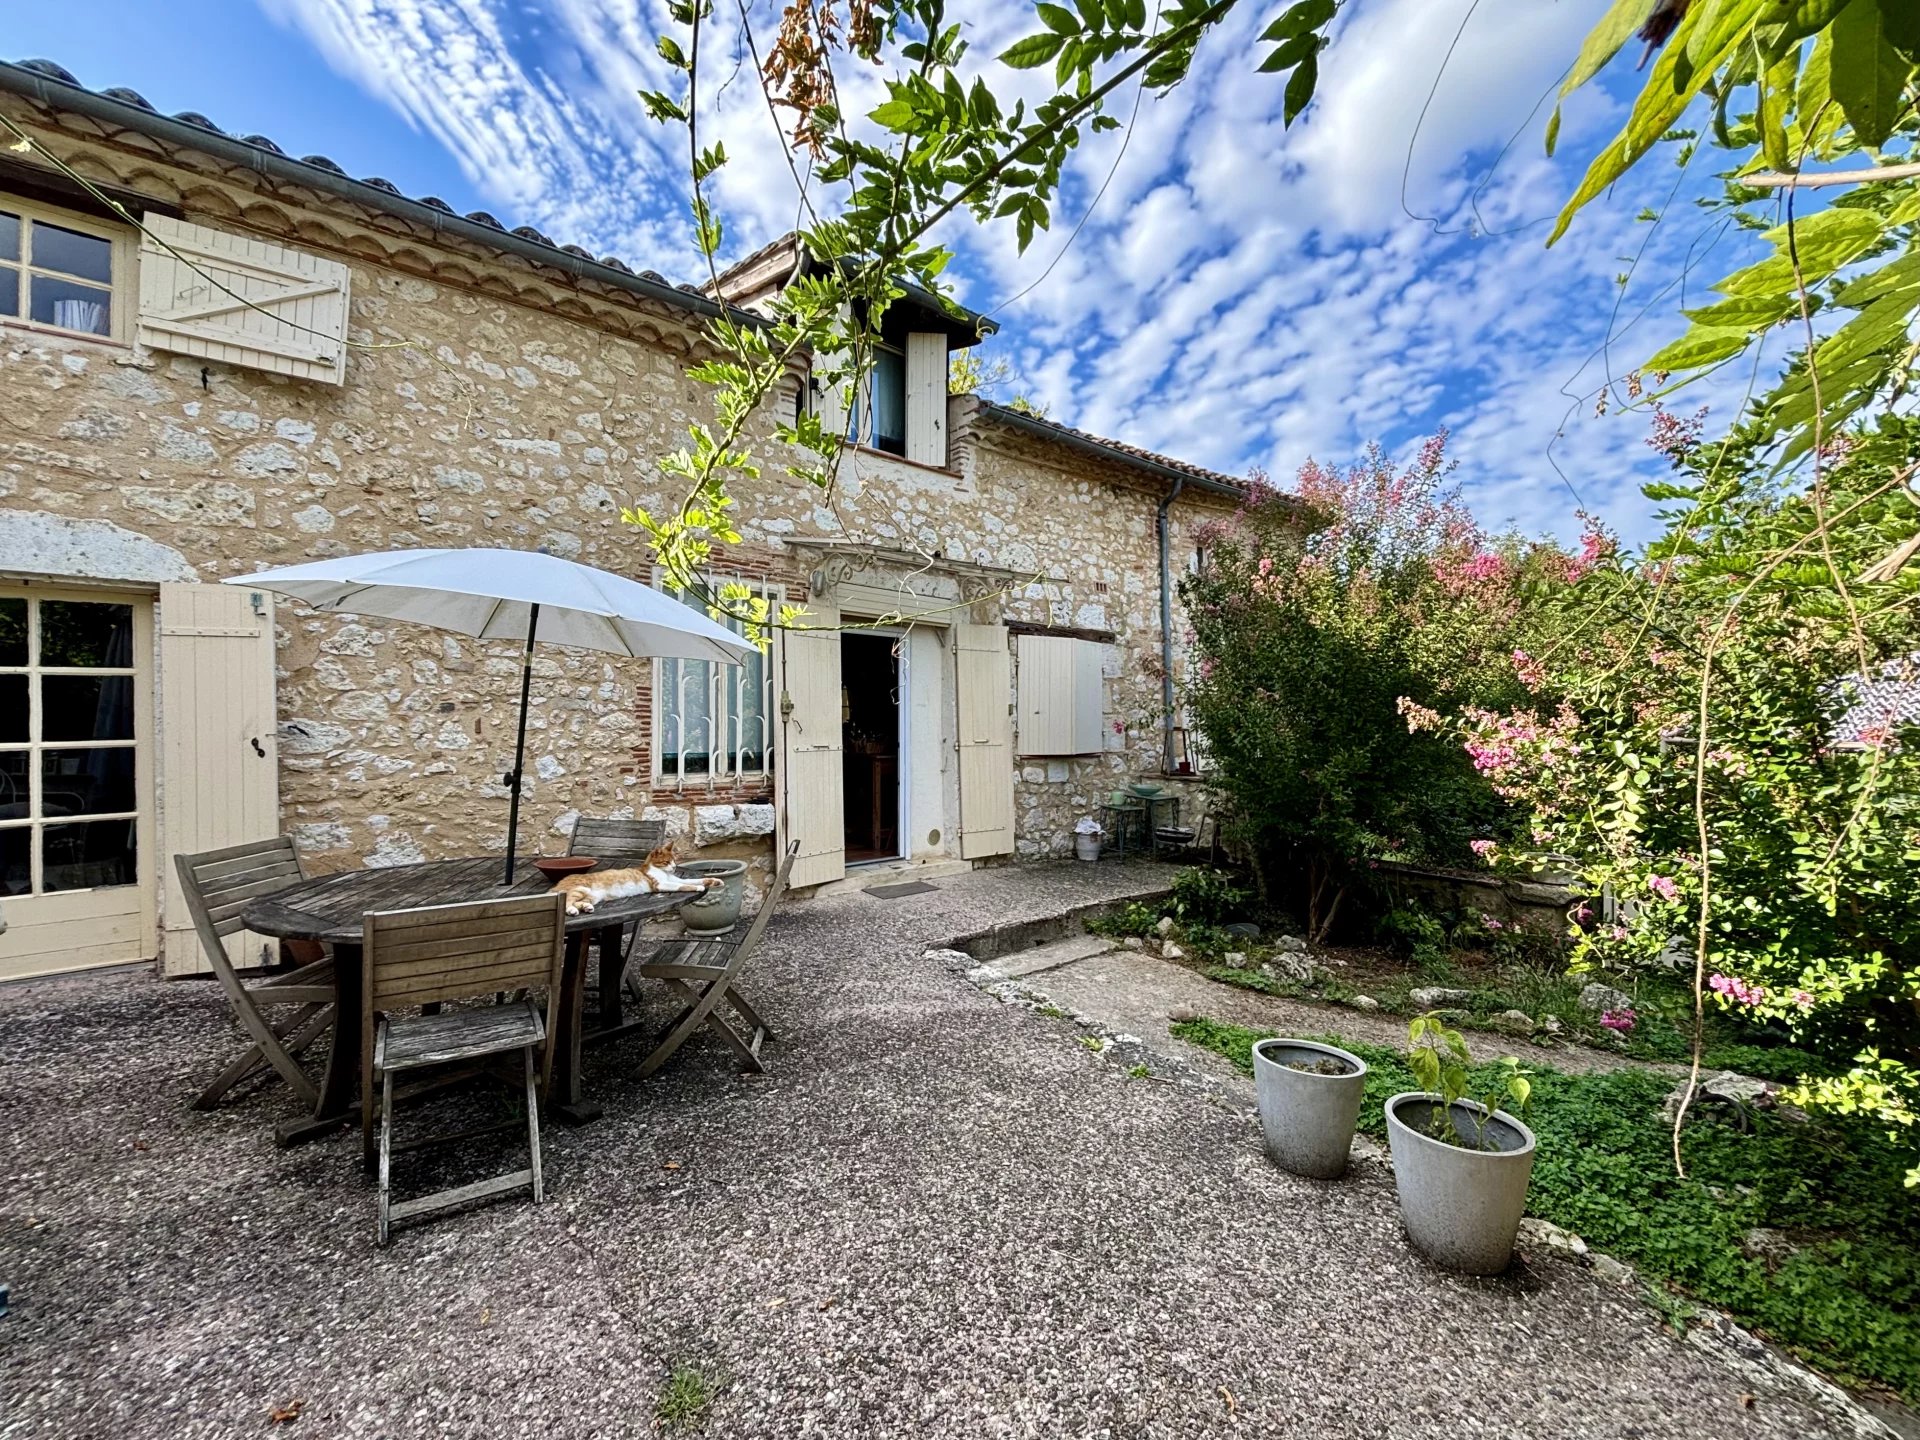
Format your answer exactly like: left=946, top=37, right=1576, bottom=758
left=0, top=96, right=1234, bottom=906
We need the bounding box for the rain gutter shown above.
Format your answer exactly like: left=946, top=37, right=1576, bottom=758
left=0, top=60, right=739, bottom=326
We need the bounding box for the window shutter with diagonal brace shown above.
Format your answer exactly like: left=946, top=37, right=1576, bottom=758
left=137, top=215, right=350, bottom=385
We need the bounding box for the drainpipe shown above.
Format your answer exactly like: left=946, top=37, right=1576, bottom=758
left=1156, top=476, right=1186, bottom=775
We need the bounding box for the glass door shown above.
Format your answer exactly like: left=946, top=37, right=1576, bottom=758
left=0, top=586, right=155, bottom=979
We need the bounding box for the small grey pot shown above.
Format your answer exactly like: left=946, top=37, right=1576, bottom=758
left=1385, top=1092, right=1537, bottom=1275
left=1251, top=1038, right=1368, bottom=1180
left=678, top=858, right=748, bottom=935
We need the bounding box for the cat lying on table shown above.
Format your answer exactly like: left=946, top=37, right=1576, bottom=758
left=549, top=844, right=723, bottom=916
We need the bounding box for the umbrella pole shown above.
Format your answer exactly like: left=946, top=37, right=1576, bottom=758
left=503, top=603, right=539, bottom=885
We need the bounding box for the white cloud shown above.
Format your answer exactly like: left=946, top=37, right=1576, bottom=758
left=263, top=0, right=1775, bottom=545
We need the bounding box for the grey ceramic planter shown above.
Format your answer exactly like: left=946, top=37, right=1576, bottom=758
left=678, top=858, right=748, bottom=935
left=1385, top=1092, right=1536, bottom=1274
left=1251, top=1038, right=1367, bottom=1180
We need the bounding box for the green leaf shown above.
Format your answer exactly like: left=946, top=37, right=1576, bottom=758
left=1549, top=0, right=1761, bottom=245
left=1716, top=208, right=1885, bottom=295
left=1283, top=50, right=1318, bottom=124
left=1681, top=293, right=1798, bottom=327
left=1645, top=324, right=1757, bottom=370
left=870, top=98, right=916, bottom=132
left=1260, top=34, right=1317, bottom=71
left=1759, top=45, right=1798, bottom=171
left=1000, top=31, right=1067, bottom=67
left=1037, top=2, right=1080, bottom=33
left=1260, top=0, right=1336, bottom=43
left=656, top=34, right=687, bottom=67
left=1830, top=0, right=1914, bottom=147
left=1560, top=0, right=1657, bottom=98
left=1757, top=0, right=1854, bottom=47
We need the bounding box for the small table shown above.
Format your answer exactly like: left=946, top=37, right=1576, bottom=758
left=244, top=857, right=698, bottom=1148
left=1099, top=793, right=1181, bottom=859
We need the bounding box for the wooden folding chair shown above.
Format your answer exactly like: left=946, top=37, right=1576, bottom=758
left=570, top=816, right=669, bottom=980
left=362, top=893, right=565, bottom=1245
left=568, top=815, right=667, bottom=860
left=174, top=839, right=335, bottom=1110
left=631, top=841, right=796, bottom=1078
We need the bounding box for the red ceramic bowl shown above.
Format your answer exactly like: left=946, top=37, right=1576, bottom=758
left=533, top=856, right=597, bottom=881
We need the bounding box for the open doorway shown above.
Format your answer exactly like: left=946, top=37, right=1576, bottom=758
left=841, top=630, right=904, bottom=863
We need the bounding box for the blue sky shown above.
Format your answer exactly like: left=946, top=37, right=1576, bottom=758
left=9, top=0, right=1784, bottom=544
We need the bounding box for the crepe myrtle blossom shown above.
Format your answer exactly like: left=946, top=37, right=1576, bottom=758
left=1511, top=649, right=1547, bottom=691
left=1648, top=874, right=1680, bottom=902
left=1600, top=1008, right=1637, bottom=1033
left=1469, top=839, right=1498, bottom=861
left=1710, top=973, right=1767, bottom=1007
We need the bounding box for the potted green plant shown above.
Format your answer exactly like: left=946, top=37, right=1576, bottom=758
left=1251, top=1037, right=1368, bottom=1179
left=1385, top=1015, right=1536, bottom=1274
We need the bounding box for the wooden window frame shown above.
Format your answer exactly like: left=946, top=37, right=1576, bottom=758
left=0, top=191, right=136, bottom=345
left=0, top=586, right=151, bottom=898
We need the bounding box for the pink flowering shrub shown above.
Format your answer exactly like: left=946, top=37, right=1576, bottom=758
left=1433, top=415, right=1920, bottom=1171
left=1599, top=1008, right=1637, bottom=1034
left=1180, top=433, right=1575, bottom=939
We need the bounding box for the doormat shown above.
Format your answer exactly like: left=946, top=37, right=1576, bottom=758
left=865, top=880, right=940, bottom=900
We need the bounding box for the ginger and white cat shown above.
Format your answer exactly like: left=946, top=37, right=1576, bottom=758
left=551, top=843, right=722, bottom=916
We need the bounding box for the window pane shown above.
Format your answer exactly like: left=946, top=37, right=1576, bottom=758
left=30, top=276, right=111, bottom=335
left=0, top=265, right=17, bottom=318
left=871, top=349, right=906, bottom=454
left=0, top=675, right=23, bottom=744
left=32, top=221, right=112, bottom=283
left=41, top=818, right=137, bottom=892
left=0, top=751, right=26, bottom=821
left=0, top=598, right=23, bottom=666
left=40, top=601, right=133, bottom=667
left=0, top=826, right=26, bottom=896
left=41, top=747, right=135, bottom=817
left=41, top=675, right=133, bottom=741
left=0, top=211, right=18, bottom=262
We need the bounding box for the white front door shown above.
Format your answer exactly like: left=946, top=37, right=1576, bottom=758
left=775, top=598, right=846, bottom=889
left=0, top=585, right=157, bottom=979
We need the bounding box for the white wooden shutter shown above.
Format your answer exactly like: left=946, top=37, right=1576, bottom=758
left=1016, top=635, right=1104, bottom=756
left=159, top=583, right=281, bottom=976
left=137, top=215, right=350, bottom=385
left=954, top=623, right=1015, bottom=859
left=813, top=349, right=849, bottom=444
left=775, top=599, right=846, bottom=889
left=905, top=332, right=948, bottom=467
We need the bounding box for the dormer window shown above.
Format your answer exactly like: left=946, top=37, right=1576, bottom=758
left=824, top=327, right=948, bottom=467
left=867, top=344, right=907, bottom=456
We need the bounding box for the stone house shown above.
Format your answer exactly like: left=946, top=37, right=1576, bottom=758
left=0, top=57, right=1248, bottom=983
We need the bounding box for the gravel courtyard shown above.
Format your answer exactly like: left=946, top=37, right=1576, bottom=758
left=0, top=862, right=1878, bottom=1439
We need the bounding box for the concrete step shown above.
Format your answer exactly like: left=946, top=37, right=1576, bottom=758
left=989, top=933, right=1116, bottom=979
left=808, top=858, right=973, bottom=899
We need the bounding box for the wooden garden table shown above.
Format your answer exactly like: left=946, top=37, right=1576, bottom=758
left=243, top=857, right=697, bottom=1147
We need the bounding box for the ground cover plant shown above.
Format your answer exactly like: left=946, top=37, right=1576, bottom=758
left=1174, top=1018, right=1920, bottom=1403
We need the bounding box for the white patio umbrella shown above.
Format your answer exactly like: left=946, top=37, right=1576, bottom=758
left=225, top=547, right=757, bottom=883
